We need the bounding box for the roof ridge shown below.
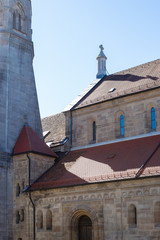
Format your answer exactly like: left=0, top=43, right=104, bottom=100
left=112, top=58, right=160, bottom=76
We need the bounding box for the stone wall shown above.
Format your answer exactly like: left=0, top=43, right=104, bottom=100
left=13, top=153, right=56, bottom=240
left=65, top=88, right=160, bottom=148
left=25, top=177, right=160, bottom=240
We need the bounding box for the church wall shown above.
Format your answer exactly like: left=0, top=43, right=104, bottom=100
left=65, top=88, right=160, bottom=148
left=13, top=153, right=56, bottom=240
left=25, top=177, right=160, bottom=240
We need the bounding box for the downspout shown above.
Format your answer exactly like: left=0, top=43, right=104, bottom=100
left=27, top=153, right=36, bottom=240
left=70, top=110, right=73, bottom=147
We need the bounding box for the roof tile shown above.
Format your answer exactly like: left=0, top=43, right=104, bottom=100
left=29, top=134, right=160, bottom=190
left=13, top=125, right=57, bottom=158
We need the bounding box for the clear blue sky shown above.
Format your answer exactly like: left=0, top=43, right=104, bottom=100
left=32, top=0, right=160, bottom=118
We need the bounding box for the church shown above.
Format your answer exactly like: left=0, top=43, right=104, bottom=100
left=0, top=1, right=160, bottom=240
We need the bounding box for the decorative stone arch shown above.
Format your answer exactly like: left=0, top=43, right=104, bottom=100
left=146, top=103, right=156, bottom=131
left=13, top=2, right=26, bottom=32
left=65, top=204, right=103, bottom=240
left=115, top=110, right=125, bottom=138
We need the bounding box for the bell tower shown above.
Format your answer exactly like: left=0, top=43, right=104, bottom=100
left=0, top=0, right=42, bottom=239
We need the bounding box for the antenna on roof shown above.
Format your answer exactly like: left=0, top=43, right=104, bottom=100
left=96, top=45, right=108, bottom=79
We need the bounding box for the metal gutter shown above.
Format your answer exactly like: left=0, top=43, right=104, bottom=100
left=71, top=131, right=160, bottom=151
left=26, top=174, right=160, bottom=192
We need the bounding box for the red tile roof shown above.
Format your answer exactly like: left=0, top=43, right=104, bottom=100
left=29, top=134, right=160, bottom=190
left=13, top=125, right=57, bottom=158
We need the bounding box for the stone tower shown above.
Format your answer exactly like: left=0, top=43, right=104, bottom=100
left=0, top=0, right=42, bottom=238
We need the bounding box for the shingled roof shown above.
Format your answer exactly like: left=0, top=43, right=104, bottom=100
left=29, top=134, right=160, bottom=190
left=65, top=59, right=160, bottom=110
left=42, top=113, right=66, bottom=145
left=13, top=125, right=58, bottom=158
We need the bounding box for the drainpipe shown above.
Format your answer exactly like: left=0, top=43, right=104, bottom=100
left=27, top=153, right=36, bottom=240
left=70, top=111, right=73, bottom=147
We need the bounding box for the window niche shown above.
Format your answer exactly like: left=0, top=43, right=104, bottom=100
left=13, top=3, right=26, bottom=33
left=37, top=210, right=43, bottom=230
left=154, top=202, right=160, bottom=227
left=128, top=204, right=137, bottom=228
left=88, top=118, right=97, bottom=144
left=92, top=121, right=96, bottom=142
left=46, top=210, right=52, bottom=230
left=16, top=210, right=20, bottom=224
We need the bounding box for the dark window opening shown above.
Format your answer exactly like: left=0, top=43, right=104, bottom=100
left=78, top=215, right=92, bottom=240
left=92, top=121, right=96, bottom=142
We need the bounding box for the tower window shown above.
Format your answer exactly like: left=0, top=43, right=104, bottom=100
left=120, top=114, right=124, bottom=136
left=92, top=121, right=96, bottom=142
left=151, top=107, right=156, bottom=130
left=13, top=4, right=25, bottom=33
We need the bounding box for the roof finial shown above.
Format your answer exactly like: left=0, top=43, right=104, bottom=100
left=96, top=45, right=107, bottom=79
left=99, top=44, right=104, bottom=51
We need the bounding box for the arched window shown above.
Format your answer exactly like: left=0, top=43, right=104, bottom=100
left=13, top=4, right=25, bottom=32
left=92, top=121, right=96, bottom=142
left=151, top=107, right=156, bottom=130
left=78, top=215, right=92, bottom=240
left=37, top=210, right=43, bottom=229
left=46, top=210, right=52, bottom=230
left=120, top=114, right=124, bottom=136
left=128, top=204, right=137, bottom=227
left=154, top=202, right=160, bottom=227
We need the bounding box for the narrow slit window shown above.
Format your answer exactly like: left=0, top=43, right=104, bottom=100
left=93, top=121, right=96, bottom=141
left=151, top=107, right=156, bottom=130
left=120, top=114, right=124, bottom=136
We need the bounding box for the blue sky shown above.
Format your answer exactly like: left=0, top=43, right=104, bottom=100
left=32, top=0, right=160, bottom=118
